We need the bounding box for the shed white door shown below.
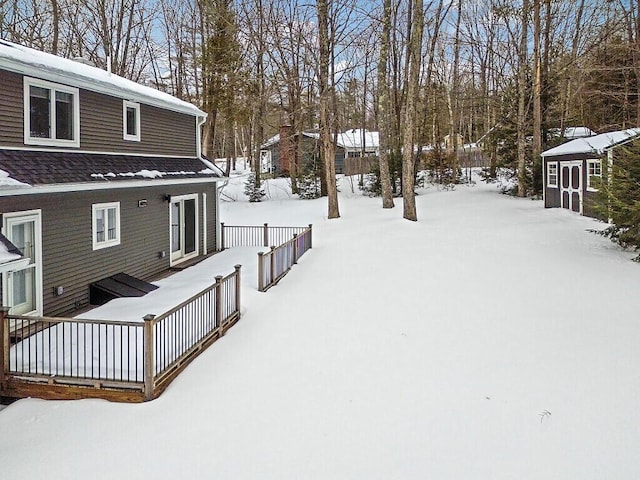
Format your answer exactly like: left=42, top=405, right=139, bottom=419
left=560, top=161, right=582, bottom=214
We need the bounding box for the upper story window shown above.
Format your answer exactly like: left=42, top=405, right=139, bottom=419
left=24, top=77, right=80, bottom=148
left=587, top=159, right=602, bottom=191
left=123, top=101, right=141, bottom=141
left=547, top=162, right=558, bottom=188
left=92, top=202, right=121, bottom=250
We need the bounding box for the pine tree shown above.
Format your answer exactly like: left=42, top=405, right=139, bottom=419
left=244, top=173, right=266, bottom=202
left=592, top=141, right=640, bottom=260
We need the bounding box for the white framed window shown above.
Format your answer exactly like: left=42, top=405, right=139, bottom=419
left=587, top=159, right=602, bottom=191
left=123, top=100, right=141, bottom=141
left=92, top=202, right=121, bottom=250
left=547, top=161, right=558, bottom=188
left=24, top=77, right=80, bottom=148
left=2, top=210, right=43, bottom=317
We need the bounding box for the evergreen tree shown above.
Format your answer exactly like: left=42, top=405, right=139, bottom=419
left=592, top=141, right=640, bottom=260
left=244, top=173, right=266, bottom=202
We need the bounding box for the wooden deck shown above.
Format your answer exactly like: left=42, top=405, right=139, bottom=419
left=1, top=267, right=242, bottom=404
left=1, top=315, right=239, bottom=403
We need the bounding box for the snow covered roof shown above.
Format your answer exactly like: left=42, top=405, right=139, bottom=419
left=336, top=129, right=379, bottom=150
left=541, top=128, right=640, bottom=157
left=260, top=132, right=319, bottom=149
left=261, top=129, right=380, bottom=151
left=0, top=40, right=205, bottom=117
left=563, top=126, right=596, bottom=139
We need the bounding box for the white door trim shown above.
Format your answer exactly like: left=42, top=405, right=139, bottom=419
left=560, top=161, right=583, bottom=214
left=2, top=209, right=43, bottom=316
left=169, top=193, right=199, bottom=266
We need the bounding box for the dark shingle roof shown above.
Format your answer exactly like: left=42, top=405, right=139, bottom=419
left=0, top=150, right=222, bottom=186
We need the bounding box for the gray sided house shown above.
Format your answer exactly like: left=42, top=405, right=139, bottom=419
left=260, top=127, right=321, bottom=176
left=260, top=127, right=379, bottom=176
left=0, top=40, right=224, bottom=318
left=541, top=128, right=640, bottom=217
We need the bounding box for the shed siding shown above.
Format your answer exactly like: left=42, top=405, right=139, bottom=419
left=543, top=158, right=561, bottom=208
left=543, top=153, right=608, bottom=218
left=0, top=183, right=218, bottom=317
left=0, top=69, right=198, bottom=157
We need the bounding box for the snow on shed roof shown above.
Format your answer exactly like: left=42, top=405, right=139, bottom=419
left=0, top=39, right=205, bottom=117
left=541, top=128, right=640, bottom=157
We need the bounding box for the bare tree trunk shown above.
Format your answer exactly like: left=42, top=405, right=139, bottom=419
left=634, top=0, right=640, bottom=126
left=377, top=0, right=395, bottom=209
left=402, top=0, right=423, bottom=221
left=532, top=0, right=542, bottom=193
left=517, top=0, right=529, bottom=197
left=50, top=0, right=59, bottom=55
left=449, top=0, right=463, bottom=179
left=252, top=0, right=265, bottom=187
left=318, top=0, right=339, bottom=218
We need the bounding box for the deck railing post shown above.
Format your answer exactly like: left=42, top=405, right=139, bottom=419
left=293, top=234, right=298, bottom=264
left=270, top=246, right=276, bottom=288
left=257, top=252, right=265, bottom=292
left=220, top=222, right=226, bottom=250
left=263, top=223, right=269, bottom=246
left=143, top=314, right=155, bottom=401
left=234, top=265, right=242, bottom=317
left=0, top=306, right=9, bottom=387
left=215, top=275, right=223, bottom=331
left=308, top=224, right=313, bottom=249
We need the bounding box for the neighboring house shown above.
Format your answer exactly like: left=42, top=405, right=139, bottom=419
left=540, top=128, right=640, bottom=217
left=260, top=127, right=320, bottom=175
left=261, top=127, right=379, bottom=175
left=0, top=40, right=224, bottom=318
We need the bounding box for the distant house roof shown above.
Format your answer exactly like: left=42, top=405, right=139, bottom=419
left=0, top=150, right=223, bottom=194
left=337, top=129, right=379, bottom=151
left=562, top=126, right=596, bottom=139
left=261, top=132, right=319, bottom=149
left=0, top=40, right=205, bottom=117
left=261, top=129, right=380, bottom=151
left=541, top=128, right=640, bottom=157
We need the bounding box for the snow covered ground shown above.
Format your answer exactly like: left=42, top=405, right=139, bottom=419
left=1, top=170, right=639, bottom=479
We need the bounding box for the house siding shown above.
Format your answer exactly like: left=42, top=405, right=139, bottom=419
left=0, top=70, right=24, bottom=146
left=80, top=91, right=197, bottom=156
left=0, top=69, right=198, bottom=157
left=0, top=183, right=218, bottom=317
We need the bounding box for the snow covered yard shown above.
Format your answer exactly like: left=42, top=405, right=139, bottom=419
left=1, top=172, right=639, bottom=479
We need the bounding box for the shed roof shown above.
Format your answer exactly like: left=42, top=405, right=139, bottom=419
left=0, top=40, right=205, bottom=117
left=0, top=150, right=222, bottom=190
left=541, top=128, right=640, bottom=157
